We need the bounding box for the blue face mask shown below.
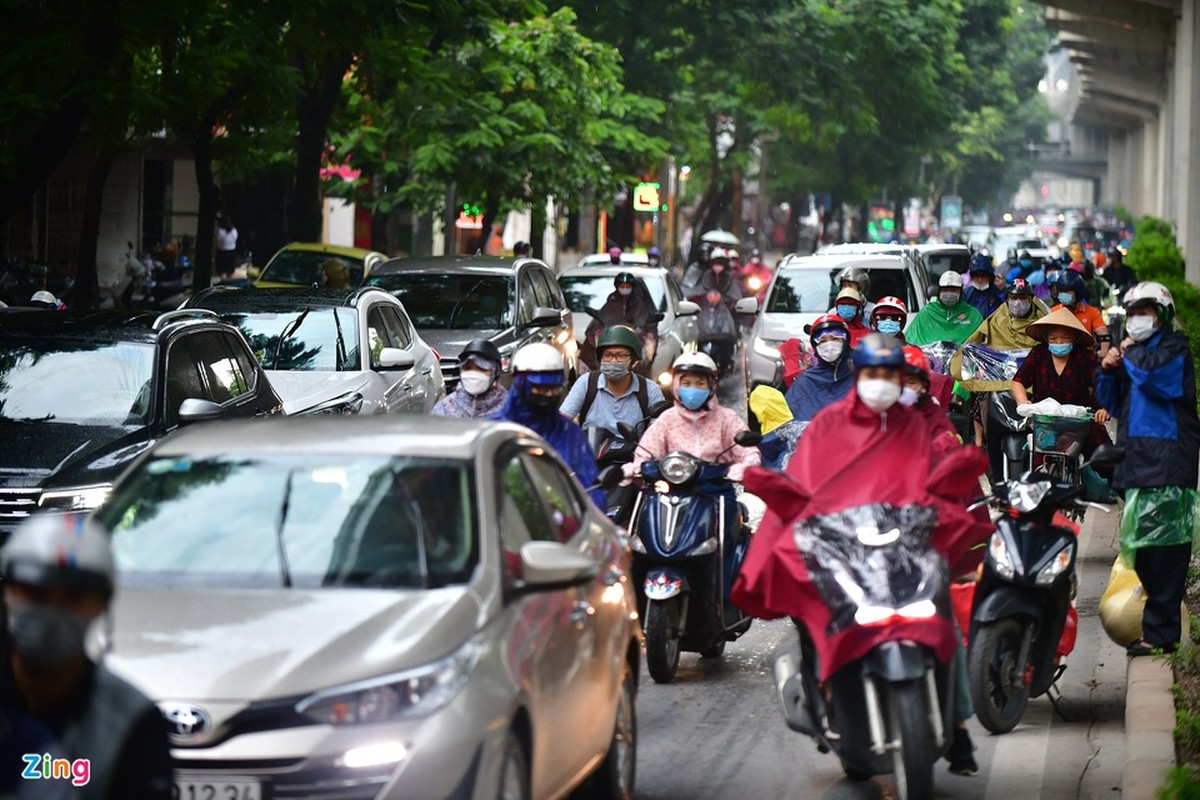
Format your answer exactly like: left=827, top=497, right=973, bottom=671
left=836, top=304, right=858, bottom=321
left=1048, top=342, right=1073, bottom=357
left=1058, top=292, right=1076, bottom=306
left=1020, top=259, right=1032, bottom=269
left=876, top=319, right=902, bottom=336
left=678, top=386, right=711, bottom=411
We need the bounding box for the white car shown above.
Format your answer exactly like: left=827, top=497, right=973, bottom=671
left=746, top=253, right=930, bottom=391
left=187, top=286, right=445, bottom=415
left=577, top=252, right=650, bottom=268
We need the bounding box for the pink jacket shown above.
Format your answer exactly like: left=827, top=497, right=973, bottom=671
left=630, top=397, right=760, bottom=481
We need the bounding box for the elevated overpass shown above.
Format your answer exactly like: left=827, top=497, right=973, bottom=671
left=1032, top=0, right=1200, bottom=283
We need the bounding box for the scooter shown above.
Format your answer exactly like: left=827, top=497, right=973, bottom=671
left=627, top=430, right=761, bottom=683
left=772, top=502, right=956, bottom=800
left=966, top=443, right=1124, bottom=734
left=585, top=402, right=672, bottom=525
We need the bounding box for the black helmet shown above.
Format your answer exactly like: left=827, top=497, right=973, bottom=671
left=614, top=271, right=637, bottom=288
left=459, top=338, right=501, bottom=365
left=513, top=241, right=532, bottom=257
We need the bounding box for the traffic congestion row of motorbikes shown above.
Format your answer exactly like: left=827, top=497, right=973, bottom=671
left=585, top=329, right=1124, bottom=800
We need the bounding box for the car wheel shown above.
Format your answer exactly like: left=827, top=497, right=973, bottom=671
left=496, top=730, right=530, bottom=800
left=574, top=660, right=636, bottom=800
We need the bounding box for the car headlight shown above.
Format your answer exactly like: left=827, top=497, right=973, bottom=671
left=988, top=530, right=1022, bottom=580
left=38, top=484, right=112, bottom=512
left=300, top=391, right=364, bottom=416
left=753, top=337, right=785, bottom=359
left=1009, top=480, right=1051, bottom=514
left=1035, top=541, right=1074, bottom=586
left=297, top=640, right=482, bottom=724
left=659, top=453, right=699, bottom=485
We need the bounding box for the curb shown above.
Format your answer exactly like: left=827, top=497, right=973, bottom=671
left=1124, top=655, right=1177, bottom=799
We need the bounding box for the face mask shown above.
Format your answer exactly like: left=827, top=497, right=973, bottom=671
left=678, top=386, right=710, bottom=411
left=1007, top=299, right=1032, bottom=318
left=459, top=370, right=492, bottom=396
left=899, top=386, right=919, bottom=407
left=815, top=340, right=844, bottom=364
left=617, top=287, right=632, bottom=296
left=876, top=319, right=902, bottom=336
left=711, top=265, right=725, bottom=274
left=972, top=278, right=990, bottom=291
left=939, top=292, right=960, bottom=307
left=600, top=362, right=631, bottom=381
left=836, top=304, right=858, bottom=321
left=1020, top=259, right=1032, bottom=269
left=857, top=378, right=901, bottom=413
left=1126, top=315, right=1158, bottom=342
left=526, top=390, right=562, bottom=412
left=1048, top=342, right=1073, bottom=357
left=1058, top=292, right=1076, bottom=306
left=7, top=601, right=92, bottom=668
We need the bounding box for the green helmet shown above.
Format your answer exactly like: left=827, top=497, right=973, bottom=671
left=596, top=325, right=642, bottom=361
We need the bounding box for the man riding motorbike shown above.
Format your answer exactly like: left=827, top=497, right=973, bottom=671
left=963, top=253, right=1004, bottom=319
left=562, top=325, right=665, bottom=440
left=905, top=270, right=983, bottom=346
left=584, top=271, right=658, bottom=372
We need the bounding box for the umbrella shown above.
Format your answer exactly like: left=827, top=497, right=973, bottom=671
left=700, top=229, right=740, bottom=246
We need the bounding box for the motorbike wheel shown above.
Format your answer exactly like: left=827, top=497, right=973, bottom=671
left=645, top=600, right=680, bottom=684
left=968, top=618, right=1031, bottom=734
left=574, top=660, right=636, bottom=800
left=888, top=680, right=935, bottom=800
left=699, top=638, right=725, bottom=659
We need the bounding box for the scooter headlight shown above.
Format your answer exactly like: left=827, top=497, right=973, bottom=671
left=988, top=530, right=1022, bottom=580
left=688, top=537, right=719, bottom=556
left=1009, top=479, right=1051, bottom=513
left=628, top=535, right=646, bottom=553
left=1035, top=541, right=1075, bottom=586
left=659, top=453, right=699, bottom=485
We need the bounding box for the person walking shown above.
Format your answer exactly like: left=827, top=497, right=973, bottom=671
left=215, top=215, right=239, bottom=278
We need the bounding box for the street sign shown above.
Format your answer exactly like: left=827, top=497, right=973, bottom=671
left=634, top=182, right=660, bottom=213
left=941, top=195, right=963, bottom=231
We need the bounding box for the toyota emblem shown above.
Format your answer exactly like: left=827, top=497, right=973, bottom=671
left=159, top=702, right=211, bottom=740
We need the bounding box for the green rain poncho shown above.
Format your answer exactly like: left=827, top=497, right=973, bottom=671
left=1119, top=486, right=1200, bottom=565
left=905, top=300, right=984, bottom=346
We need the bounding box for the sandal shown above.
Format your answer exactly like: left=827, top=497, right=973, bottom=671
left=1126, top=638, right=1155, bottom=657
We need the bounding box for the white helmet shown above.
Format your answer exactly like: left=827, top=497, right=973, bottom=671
left=2, top=513, right=115, bottom=597
left=510, top=342, right=565, bottom=375
left=30, top=290, right=58, bottom=307
left=1123, top=281, right=1175, bottom=318
left=939, top=270, right=963, bottom=289
left=727, top=248, right=741, bottom=260
left=709, top=247, right=730, bottom=263
left=672, top=351, right=719, bottom=380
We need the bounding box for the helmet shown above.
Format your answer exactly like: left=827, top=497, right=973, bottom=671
left=1005, top=278, right=1033, bottom=297
left=873, top=296, right=907, bottom=318
left=1056, top=270, right=1085, bottom=298
left=836, top=266, right=870, bottom=296
left=805, top=313, right=849, bottom=344
left=1065, top=260, right=1085, bottom=275
left=2, top=513, right=114, bottom=597
left=1019, top=249, right=1032, bottom=260
left=727, top=248, right=741, bottom=261
left=938, top=271, right=963, bottom=289
left=1006, top=247, right=1018, bottom=262
left=902, top=345, right=930, bottom=376
left=647, top=246, right=661, bottom=258
left=614, top=271, right=637, bottom=288
left=672, top=351, right=719, bottom=381
left=29, top=290, right=60, bottom=309
left=596, top=325, right=642, bottom=360
left=969, top=253, right=994, bottom=275
left=709, top=247, right=730, bottom=263
left=459, top=338, right=501, bottom=366
left=835, top=286, right=864, bottom=306
left=750, top=247, right=762, bottom=258
left=852, top=333, right=905, bottom=371
left=513, top=241, right=532, bottom=257
left=1123, top=281, right=1175, bottom=319
left=608, top=247, right=623, bottom=264
left=511, top=342, right=565, bottom=383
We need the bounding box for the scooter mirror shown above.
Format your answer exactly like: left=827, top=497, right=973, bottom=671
left=734, top=430, right=762, bottom=447
left=649, top=400, right=673, bottom=418
left=617, top=421, right=638, bottom=441
left=595, top=465, right=624, bottom=491
left=1084, top=444, right=1125, bottom=469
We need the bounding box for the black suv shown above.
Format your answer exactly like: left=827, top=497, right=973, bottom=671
left=0, top=309, right=282, bottom=539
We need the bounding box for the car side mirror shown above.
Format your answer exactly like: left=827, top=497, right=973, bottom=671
left=523, top=306, right=562, bottom=329
left=735, top=430, right=762, bottom=447
left=377, top=347, right=415, bottom=370
left=734, top=297, right=759, bottom=315
left=246, top=266, right=261, bottom=279
left=178, top=397, right=224, bottom=425
left=512, top=542, right=598, bottom=595
left=676, top=300, right=700, bottom=317
left=651, top=312, right=665, bottom=324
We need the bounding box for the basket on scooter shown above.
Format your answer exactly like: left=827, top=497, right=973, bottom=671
left=1031, top=414, right=1091, bottom=457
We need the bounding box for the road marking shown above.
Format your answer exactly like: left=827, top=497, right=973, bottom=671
left=983, top=700, right=1052, bottom=800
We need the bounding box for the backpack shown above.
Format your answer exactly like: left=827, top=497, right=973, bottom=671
left=579, top=370, right=650, bottom=428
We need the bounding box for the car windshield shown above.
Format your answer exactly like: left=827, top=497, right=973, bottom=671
left=262, top=251, right=365, bottom=286
left=766, top=267, right=916, bottom=313
left=367, top=274, right=513, bottom=329
left=0, top=339, right=155, bottom=425
left=219, top=308, right=360, bottom=371
left=99, top=454, right=476, bottom=590
left=923, top=251, right=971, bottom=281
left=559, top=275, right=667, bottom=312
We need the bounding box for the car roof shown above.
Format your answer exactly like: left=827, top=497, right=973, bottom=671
left=560, top=264, right=669, bottom=279
left=577, top=253, right=650, bottom=267
left=0, top=309, right=218, bottom=343
left=776, top=253, right=913, bottom=271
left=915, top=243, right=970, bottom=254
left=150, top=416, right=532, bottom=460
left=271, top=243, right=386, bottom=260
left=369, top=255, right=544, bottom=277
left=187, top=286, right=391, bottom=311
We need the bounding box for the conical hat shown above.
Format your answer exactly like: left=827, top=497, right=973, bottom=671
left=1027, top=306, right=1094, bottom=346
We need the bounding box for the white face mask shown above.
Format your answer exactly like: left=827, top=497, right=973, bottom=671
left=815, top=340, right=844, bottom=364
left=899, top=386, right=919, bottom=407
left=1126, top=315, right=1159, bottom=342
left=972, top=278, right=990, bottom=291
left=459, top=370, right=492, bottom=396
left=857, top=378, right=901, bottom=413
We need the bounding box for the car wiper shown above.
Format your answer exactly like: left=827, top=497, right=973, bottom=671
left=0, top=413, right=56, bottom=423
left=272, top=308, right=311, bottom=369
left=274, top=470, right=294, bottom=588
left=447, top=280, right=486, bottom=329
left=331, top=308, right=347, bottom=368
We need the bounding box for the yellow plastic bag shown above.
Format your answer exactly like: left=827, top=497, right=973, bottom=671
left=1098, top=555, right=1191, bottom=647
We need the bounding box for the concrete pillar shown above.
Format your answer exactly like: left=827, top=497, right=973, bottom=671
left=1172, top=0, right=1200, bottom=283
left=1141, top=118, right=1159, bottom=217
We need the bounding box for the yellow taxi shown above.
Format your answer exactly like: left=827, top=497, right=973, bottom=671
left=250, top=243, right=388, bottom=288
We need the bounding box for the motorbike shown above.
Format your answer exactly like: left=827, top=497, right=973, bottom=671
left=584, top=401, right=672, bottom=525
left=0, top=257, right=75, bottom=308
left=966, top=444, right=1124, bottom=734
left=773, top=502, right=956, bottom=800
left=956, top=343, right=1033, bottom=482
left=626, top=430, right=761, bottom=683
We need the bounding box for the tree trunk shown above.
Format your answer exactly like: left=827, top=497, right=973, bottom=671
left=74, top=146, right=116, bottom=309
left=192, top=119, right=219, bottom=293
left=290, top=51, right=353, bottom=242
left=530, top=200, right=546, bottom=262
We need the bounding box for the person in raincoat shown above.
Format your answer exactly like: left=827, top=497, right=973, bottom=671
left=431, top=339, right=508, bottom=419
left=830, top=286, right=871, bottom=346
left=498, top=342, right=604, bottom=507
left=732, top=334, right=991, bottom=776
left=962, top=253, right=1005, bottom=320
left=905, top=270, right=984, bottom=346
left=784, top=314, right=855, bottom=422
left=749, top=384, right=805, bottom=470
left=1096, top=282, right=1200, bottom=656
left=901, top=345, right=960, bottom=460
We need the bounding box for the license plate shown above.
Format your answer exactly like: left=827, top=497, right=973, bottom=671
left=172, top=776, right=262, bottom=800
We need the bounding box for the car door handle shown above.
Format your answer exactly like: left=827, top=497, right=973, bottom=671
left=570, top=600, right=595, bottom=625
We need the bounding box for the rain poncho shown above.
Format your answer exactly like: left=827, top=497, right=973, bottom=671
left=750, top=385, right=805, bottom=470
left=732, top=389, right=992, bottom=680
left=1118, top=487, right=1200, bottom=565
left=963, top=284, right=1005, bottom=319
left=498, top=380, right=604, bottom=507
left=948, top=301, right=1049, bottom=390
left=783, top=352, right=855, bottom=422
left=904, top=300, right=983, bottom=346
left=431, top=363, right=507, bottom=419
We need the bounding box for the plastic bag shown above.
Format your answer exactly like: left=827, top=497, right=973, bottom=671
left=958, top=344, right=1028, bottom=384
left=920, top=341, right=960, bottom=377
left=697, top=301, right=738, bottom=341
left=1118, top=486, right=1200, bottom=564
left=1098, top=555, right=1192, bottom=646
